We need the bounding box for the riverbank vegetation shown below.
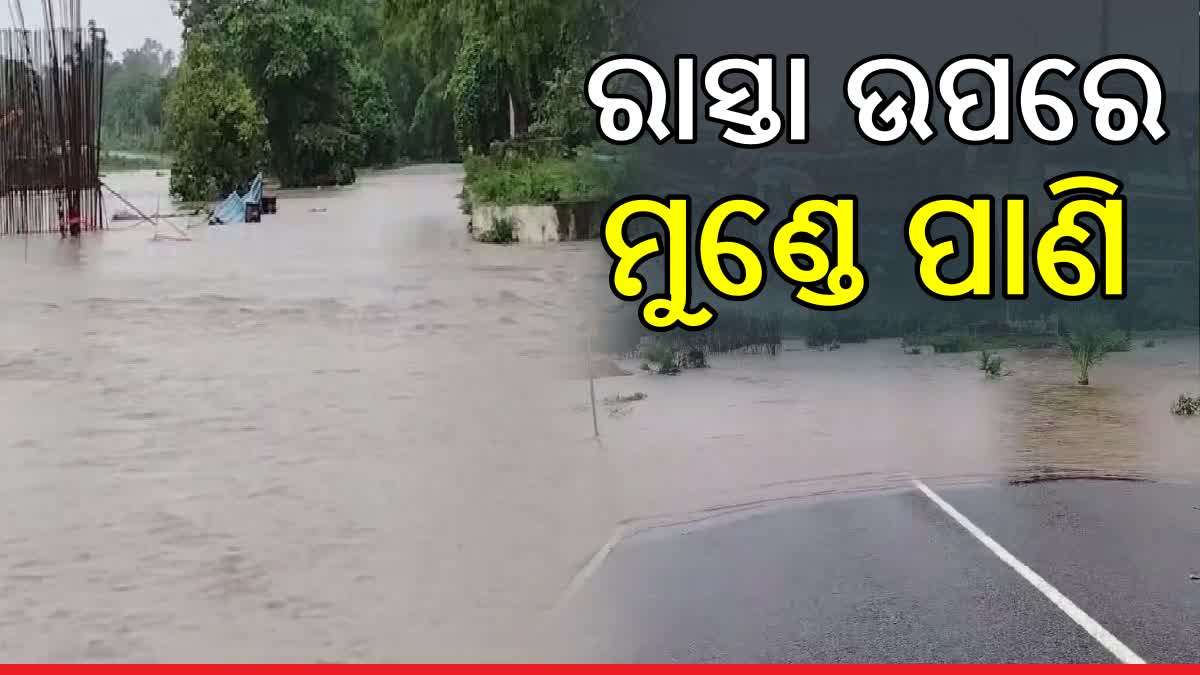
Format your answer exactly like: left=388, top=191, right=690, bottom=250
left=150, top=0, right=625, bottom=201
left=100, top=152, right=170, bottom=173
left=463, top=151, right=620, bottom=206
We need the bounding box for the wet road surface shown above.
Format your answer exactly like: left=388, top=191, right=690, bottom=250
left=558, top=479, right=1200, bottom=663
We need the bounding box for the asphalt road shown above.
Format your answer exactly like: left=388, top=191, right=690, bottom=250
left=555, top=479, right=1200, bottom=664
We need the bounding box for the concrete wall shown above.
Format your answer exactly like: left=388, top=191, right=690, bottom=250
left=470, top=201, right=604, bottom=244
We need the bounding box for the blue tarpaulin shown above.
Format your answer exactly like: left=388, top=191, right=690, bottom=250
left=208, top=173, right=263, bottom=225
left=210, top=192, right=246, bottom=225
left=245, top=174, right=263, bottom=206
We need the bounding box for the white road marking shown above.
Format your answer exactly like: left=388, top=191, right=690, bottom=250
left=553, top=523, right=631, bottom=615
left=912, top=479, right=1146, bottom=665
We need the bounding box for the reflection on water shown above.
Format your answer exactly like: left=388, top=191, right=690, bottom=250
left=0, top=167, right=1196, bottom=662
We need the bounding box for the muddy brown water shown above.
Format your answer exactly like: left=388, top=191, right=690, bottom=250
left=0, top=166, right=1196, bottom=662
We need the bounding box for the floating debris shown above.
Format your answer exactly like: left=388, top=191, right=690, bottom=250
left=603, top=392, right=647, bottom=406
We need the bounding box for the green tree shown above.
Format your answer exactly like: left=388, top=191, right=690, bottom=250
left=165, top=42, right=267, bottom=201
left=447, top=31, right=507, bottom=154
left=384, top=0, right=617, bottom=147
left=349, top=65, right=401, bottom=166
left=223, top=0, right=365, bottom=186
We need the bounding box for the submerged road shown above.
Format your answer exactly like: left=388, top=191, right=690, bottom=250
left=557, top=479, right=1200, bottom=664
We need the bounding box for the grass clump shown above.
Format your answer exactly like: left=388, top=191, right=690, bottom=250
left=1170, top=394, right=1200, bottom=416
left=477, top=215, right=518, bottom=244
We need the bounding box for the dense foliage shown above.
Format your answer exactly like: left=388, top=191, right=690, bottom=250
left=152, top=0, right=621, bottom=196
left=165, top=42, right=267, bottom=201
left=102, top=39, right=175, bottom=152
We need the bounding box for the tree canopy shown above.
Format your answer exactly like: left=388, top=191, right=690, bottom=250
left=102, top=39, right=176, bottom=152
left=154, top=0, right=619, bottom=197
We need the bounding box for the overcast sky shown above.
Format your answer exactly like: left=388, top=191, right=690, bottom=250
left=1, top=0, right=182, bottom=57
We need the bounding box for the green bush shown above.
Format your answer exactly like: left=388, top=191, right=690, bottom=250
left=166, top=42, right=267, bottom=201
left=283, top=123, right=361, bottom=187
left=640, top=342, right=682, bottom=376
left=448, top=31, right=508, bottom=155
left=639, top=339, right=709, bottom=375
left=478, top=216, right=517, bottom=244
left=349, top=65, right=402, bottom=167
left=464, top=151, right=618, bottom=205
left=1062, top=312, right=1125, bottom=386
left=530, top=56, right=595, bottom=148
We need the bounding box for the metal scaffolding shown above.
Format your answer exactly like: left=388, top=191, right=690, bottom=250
left=1, top=0, right=106, bottom=236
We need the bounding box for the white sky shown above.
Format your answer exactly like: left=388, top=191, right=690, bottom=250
left=1, top=0, right=182, bottom=58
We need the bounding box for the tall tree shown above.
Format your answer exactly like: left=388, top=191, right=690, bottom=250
left=165, top=40, right=267, bottom=200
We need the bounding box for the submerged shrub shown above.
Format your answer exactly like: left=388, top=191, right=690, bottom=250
left=478, top=215, right=517, bottom=244
left=979, top=350, right=1006, bottom=378
left=639, top=339, right=710, bottom=375
left=1062, top=312, right=1125, bottom=386
left=640, top=342, right=682, bottom=376
left=1171, top=394, right=1200, bottom=417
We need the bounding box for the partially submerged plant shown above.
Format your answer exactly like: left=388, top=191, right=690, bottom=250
left=1062, top=313, right=1124, bottom=386
left=979, top=350, right=1006, bottom=378
left=478, top=215, right=517, bottom=244
left=640, top=339, right=709, bottom=375
left=640, top=342, right=682, bottom=376
left=1171, top=394, right=1200, bottom=417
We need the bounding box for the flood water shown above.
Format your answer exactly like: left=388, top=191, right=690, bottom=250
left=0, top=166, right=1196, bottom=662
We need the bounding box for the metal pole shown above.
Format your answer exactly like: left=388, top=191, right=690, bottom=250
left=100, top=181, right=191, bottom=240
left=587, top=325, right=600, bottom=439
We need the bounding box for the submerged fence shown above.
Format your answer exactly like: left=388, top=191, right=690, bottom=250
left=0, top=20, right=106, bottom=235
